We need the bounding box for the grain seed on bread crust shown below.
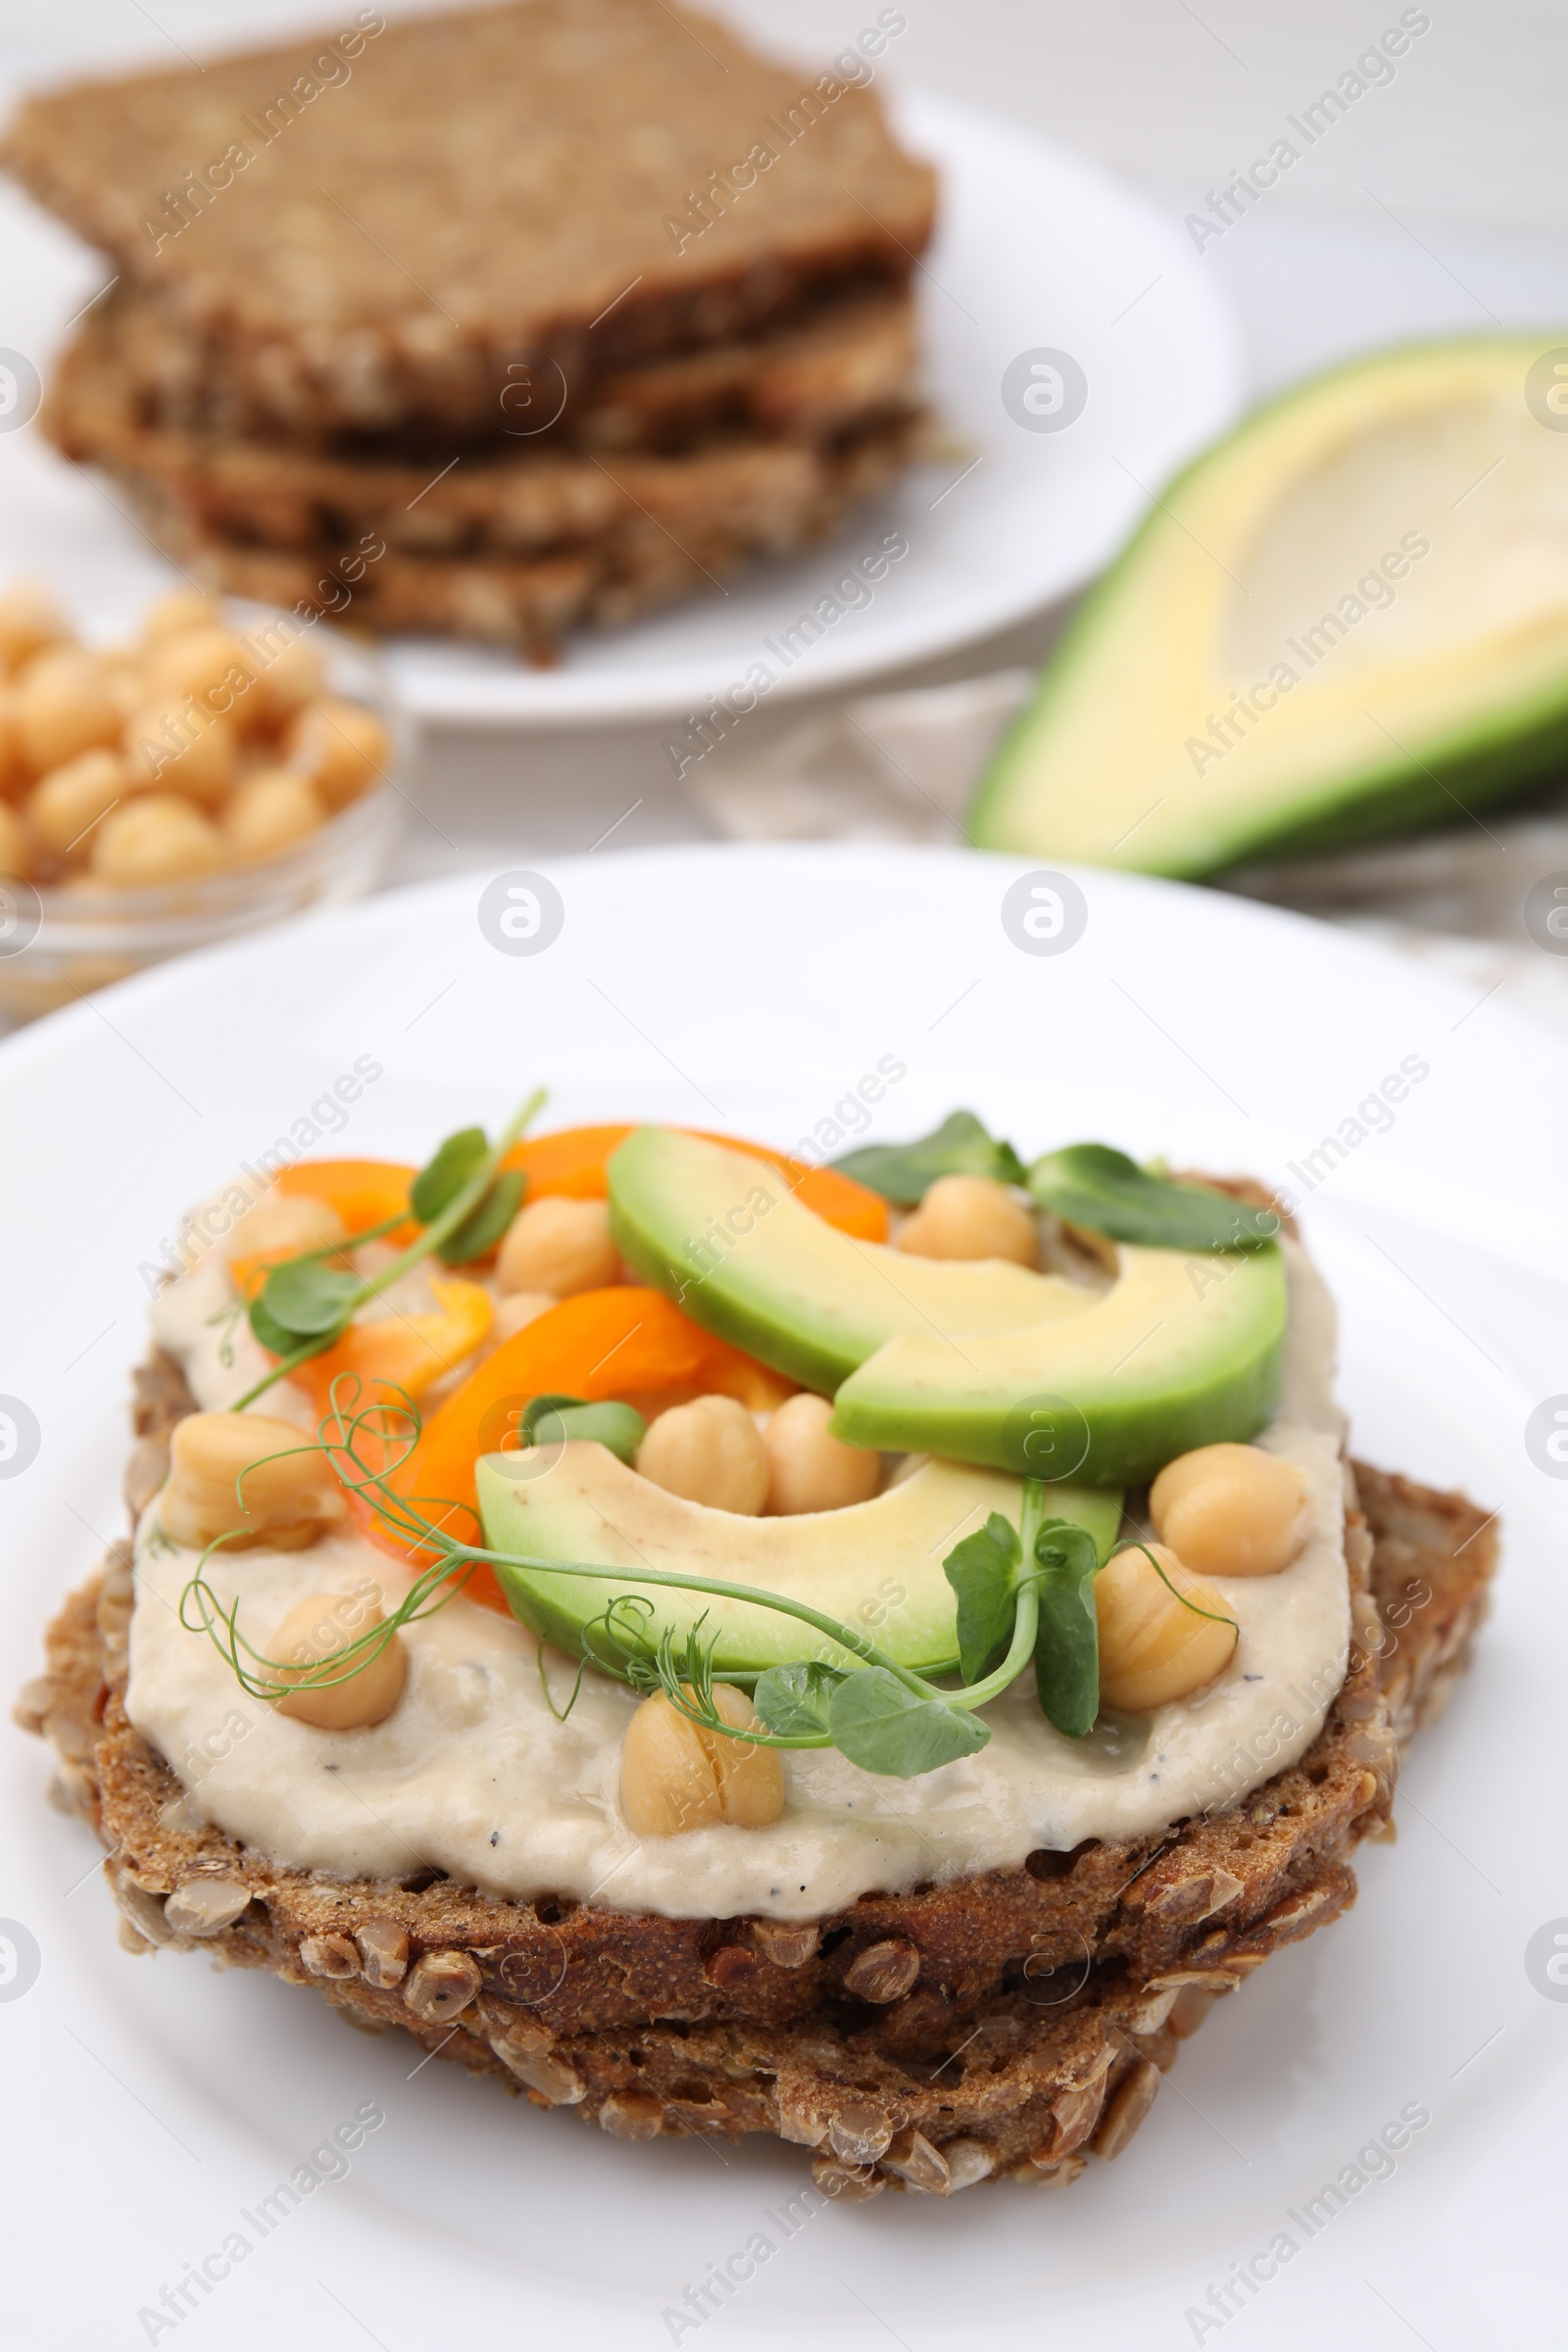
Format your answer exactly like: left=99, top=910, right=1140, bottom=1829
left=68, top=282, right=922, bottom=458
left=46, top=312, right=924, bottom=563
left=20, top=1347, right=1495, bottom=2188
left=85, top=416, right=923, bottom=653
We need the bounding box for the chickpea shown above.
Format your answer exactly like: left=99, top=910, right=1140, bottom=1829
left=636, top=1395, right=769, bottom=1514
left=491, top=1289, right=558, bottom=1344
left=124, top=704, right=238, bottom=802
left=100, top=655, right=151, bottom=722
left=141, top=586, right=221, bottom=643
left=223, top=1192, right=346, bottom=1273
left=225, top=768, right=326, bottom=862
left=894, top=1174, right=1039, bottom=1267
left=14, top=648, right=122, bottom=773
left=269, top=1588, right=408, bottom=1730
left=147, top=626, right=259, bottom=723
left=497, top=1195, right=620, bottom=1298
left=0, top=687, right=21, bottom=796
left=0, top=581, right=69, bottom=673
left=91, top=794, right=225, bottom=887
left=161, top=1411, right=347, bottom=1550
left=286, top=697, right=391, bottom=808
left=0, top=799, right=27, bottom=878
left=620, top=1683, right=784, bottom=1836
left=251, top=633, right=324, bottom=728
left=763, top=1393, right=881, bottom=1514
left=1150, top=1444, right=1312, bottom=1578
left=1096, top=1543, right=1238, bottom=1712
left=27, top=749, right=129, bottom=858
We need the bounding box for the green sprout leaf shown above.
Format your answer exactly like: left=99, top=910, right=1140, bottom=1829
left=1031, top=1516, right=1103, bottom=1739
left=438, top=1167, right=525, bottom=1265
left=943, top=1512, right=1022, bottom=1684
left=410, top=1126, right=490, bottom=1224
left=828, top=1667, right=991, bottom=1777
left=1027, top=1143, right=1279, bottom=1251
left=525, top=1397, right=647, bottom=1465
left=829, top=1110, right=1027, bottom=1205
left=252, top=1259, right=363, bottom=1344
left=230, top=1087, right=547, bottom=1411
left=754, top=1659, right=846, bottom=1739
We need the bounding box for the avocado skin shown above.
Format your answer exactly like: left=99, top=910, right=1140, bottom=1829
left=970, top=332, right=1568, bottom=878
left=832, top=1248, right=1289, bottom=1488
left=832, top=1333, right=1282, bottom=1488
left=607, top=1127, right=1068, bottom=1396
left=611, top=1195, right=854, bottom=1396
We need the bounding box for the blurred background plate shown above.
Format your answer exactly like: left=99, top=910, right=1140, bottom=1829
left=0, top=90, right=1242, bottom=727
left=0, top=843, right=1561, bottom=2349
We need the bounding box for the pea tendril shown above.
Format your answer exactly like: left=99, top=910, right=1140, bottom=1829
left=173, top=1377, right=1144, bottom=1776
left=228, top=1087, right=547, bottom=1411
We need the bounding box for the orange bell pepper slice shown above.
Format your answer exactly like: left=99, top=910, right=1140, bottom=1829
left=362, top=1286, right=794, bottom=1611
left=503, top=1125, right=888, bottom=1241
left=292, top=1277, right=493, bottom=1417
left=275, top=1158, right=420, bottom=1248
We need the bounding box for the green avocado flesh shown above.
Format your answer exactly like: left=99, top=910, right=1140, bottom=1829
left=477, top=1447, right=1124, bottom=1676
left=607, top=1127, right=1089, bottom=1394
left=832, top=1244, right=1289, bottom=1487
left=970, top=337, right=1568, bottom=876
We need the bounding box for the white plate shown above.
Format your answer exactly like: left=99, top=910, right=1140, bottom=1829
left=2, top=844, right=1560, bottom=2348
left=0, top=91, right=1241, bottom=727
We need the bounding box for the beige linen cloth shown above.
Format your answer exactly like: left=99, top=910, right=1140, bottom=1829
left=687, top=670, right=1568, bottom=1037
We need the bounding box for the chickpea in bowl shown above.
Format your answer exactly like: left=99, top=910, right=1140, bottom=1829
left=0, top=581, right=403, bottom=1017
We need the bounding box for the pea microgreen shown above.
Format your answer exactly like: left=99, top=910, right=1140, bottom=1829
left=1029, top=1508, right=1103, bottom=1739
left=829, top=1110, right=1026, bottom=1204
left=1027, top=1143, right=1279, bottom=1250
left=516, top=1394, right=648, bottom=1465
left=230, top=1087, right=545, bottom=1408
left=751, top=1659, right=844, bottom=1740
left=177, top=1379, right=1143, bottom=1781
left=942, top=1511, right=1022, bottom=1684
left=826, top=1668, right=992, bottom=1775
left=177, top=1370, right=1246, bottom=1784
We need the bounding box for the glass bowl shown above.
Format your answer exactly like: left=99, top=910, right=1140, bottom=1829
left=0, top=618, right=406, bottom=1021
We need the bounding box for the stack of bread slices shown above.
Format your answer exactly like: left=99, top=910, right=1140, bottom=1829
left=3, top=0, right=935, bottom=655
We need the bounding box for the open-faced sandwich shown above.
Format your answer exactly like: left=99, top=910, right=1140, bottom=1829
left=22, top=1102, right=1496, bottom=2196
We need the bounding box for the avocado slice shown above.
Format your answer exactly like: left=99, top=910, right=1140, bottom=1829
left=832, top=1243, right=1288, bottom=1486
left=607, top=1127, right=1090, bottom=1394
left=971, top=337, right=1568, bottom=875
left=476, top=1446, right=1123, bottom=1677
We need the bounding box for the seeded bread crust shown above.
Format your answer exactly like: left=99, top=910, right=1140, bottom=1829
left=59, top=283, right=922, bottom=460
left=46, top=306, right=923, bottom=561
left=2, top=0, right=937, bottom=437
left=21, top=1352, right=1494, bottom=2188
left=83, top=414, right=922, bottom=651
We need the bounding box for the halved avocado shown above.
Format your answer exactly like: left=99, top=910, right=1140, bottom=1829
left=971, top=336, right=1568, bottom=875
left=831, top=1243, right=1287, bottom=1486
left=476, top=1446, right=1123, bottom=1676
left=608, top=1127, right=1090, bottom=1394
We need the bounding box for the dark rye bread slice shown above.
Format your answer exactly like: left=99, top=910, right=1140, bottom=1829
left=92, top=416, right=921, bottom=651
left=46, top=300, right=923, bottom=558
left=21, top=1348, right=1494, bottom=2189
left=2, top=0, right=936, bottom=436
left=74, top=281, right=922, bottom=458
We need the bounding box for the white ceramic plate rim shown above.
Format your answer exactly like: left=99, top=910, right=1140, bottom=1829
left=1, top=845, right=1561, bottom=2350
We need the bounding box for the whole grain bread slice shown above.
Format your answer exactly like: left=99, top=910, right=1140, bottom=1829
left=3, top=0, right=936, bottom=436
left=46, top=301, right=923, bottom=559
left=20, top=1348, right=1494, bottom=2190
left=85, top=415, right=921, bottom=650
left=74, top=281, right=921, bottom=457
